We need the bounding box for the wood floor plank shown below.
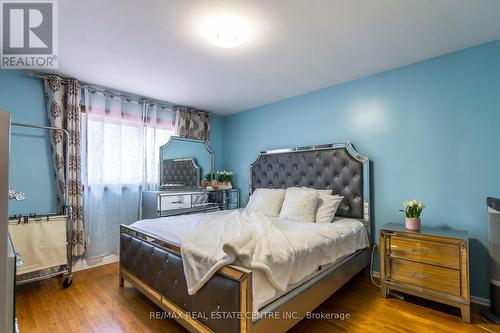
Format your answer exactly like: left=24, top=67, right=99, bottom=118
left=15, top=263, right=499, bottom=332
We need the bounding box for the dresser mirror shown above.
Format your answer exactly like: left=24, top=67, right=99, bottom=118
left=159, top=136, right=215, bottom=189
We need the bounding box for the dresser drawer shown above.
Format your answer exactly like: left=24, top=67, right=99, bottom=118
left=389, top=259, right=461, bottom=296
left=389, top=236, right=459, bottom=269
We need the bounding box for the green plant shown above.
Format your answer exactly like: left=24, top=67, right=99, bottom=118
left=399, top=200, right=425, bottom=218
left=204, top=173, right=215, bottom=181
left=216, top=170, right=234, bottom=182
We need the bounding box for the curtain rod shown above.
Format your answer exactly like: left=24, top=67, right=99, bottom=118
left=28, top=72, right=179, bottom=109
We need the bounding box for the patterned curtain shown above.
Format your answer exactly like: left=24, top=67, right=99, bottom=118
left=44, top=75, right=85, bottom=256
left=174, top=106, right=211, bottom=141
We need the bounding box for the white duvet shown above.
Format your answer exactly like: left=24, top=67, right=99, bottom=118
left=130, top=210, right=369, bottom=311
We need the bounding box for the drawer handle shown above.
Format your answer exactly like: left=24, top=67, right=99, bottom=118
left=411, top=248, right=428, bottom=254
left=410, top=272, right=428, bottom=279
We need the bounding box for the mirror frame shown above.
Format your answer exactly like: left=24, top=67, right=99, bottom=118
left=159, top=136, right=215, bottom=187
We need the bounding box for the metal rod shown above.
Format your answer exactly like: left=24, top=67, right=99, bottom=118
left=16, top=268, right=68, bottom=285
left=12, top=121, right=68, bottom=134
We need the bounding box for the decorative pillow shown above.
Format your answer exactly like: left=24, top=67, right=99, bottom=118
left=279, top=187, right=319, bottom=223
left=245, top=188, right=286, bottom=217
left=302, top=187, right=344, bottom=223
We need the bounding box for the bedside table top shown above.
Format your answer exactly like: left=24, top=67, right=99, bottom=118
left=381, top=223, right=468, bottom=240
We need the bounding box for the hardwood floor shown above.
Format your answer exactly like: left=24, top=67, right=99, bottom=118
left=16, top=263, right=499, bottom=333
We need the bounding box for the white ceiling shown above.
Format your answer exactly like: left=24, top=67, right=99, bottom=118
left=56, top=0, right=500, bottom=115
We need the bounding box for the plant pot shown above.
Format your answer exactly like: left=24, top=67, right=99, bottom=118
left=405, top=217, right=421, bottom=231
left=218, top=181, right=232, bottom=190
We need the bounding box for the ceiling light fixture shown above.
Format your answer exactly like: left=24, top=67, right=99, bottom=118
left=202, top=14, right=250, bottom=48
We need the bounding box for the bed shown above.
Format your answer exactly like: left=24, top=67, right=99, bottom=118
left=119, top=141, right=371, bottom=333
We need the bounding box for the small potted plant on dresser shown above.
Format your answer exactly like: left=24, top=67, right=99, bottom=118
left=202, top=173, right=214, bottom=188
left=216, top=170, right=234, bottom=190
left=400, top=200, right=425, bottom=231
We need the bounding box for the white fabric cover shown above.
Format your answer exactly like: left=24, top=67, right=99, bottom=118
left=245, top=188, right=285, bottom=217
left=302, top=187, right=344, bottom=223
left=8, top=216, right=67, bottom=275
left=130, top=210, right=369, bottom=311
left=279, top=187, right=319, bottom=223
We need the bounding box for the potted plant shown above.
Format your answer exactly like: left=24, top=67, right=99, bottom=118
left=202, top=173, right=214, bottom=188
left=400, top=200, right=425, bottom=231
left=216, top=170, right=234, bottom=189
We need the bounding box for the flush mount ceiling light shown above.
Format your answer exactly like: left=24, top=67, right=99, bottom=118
left=202, top=14, right=250, bottom=48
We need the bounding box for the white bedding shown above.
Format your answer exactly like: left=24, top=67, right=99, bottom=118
left=130, top=210, right=369, bottom=311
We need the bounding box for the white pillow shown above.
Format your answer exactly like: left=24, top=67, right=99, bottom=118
left=245, top=188, right=286, bottom=217
left=279, top=187, right=319, bottom=223
left=302, top=187, right=344, bottom=223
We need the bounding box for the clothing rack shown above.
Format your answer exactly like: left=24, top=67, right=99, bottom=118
left=10, top=121, right=73, bottom=287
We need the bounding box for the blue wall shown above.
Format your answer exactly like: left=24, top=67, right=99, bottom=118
left=223, top=40, right=500, bottom=300
left=211, top=115, right=225, bottom=171
left=0, top=70, right=57, bottom=215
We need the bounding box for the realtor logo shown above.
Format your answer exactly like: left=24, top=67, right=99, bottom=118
left=1, top=0, right=58, bottom=69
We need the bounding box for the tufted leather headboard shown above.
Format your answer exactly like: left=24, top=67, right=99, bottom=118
left=250, top=142, right=370, bottom=231
left=161, top=158, right=200, bottom=189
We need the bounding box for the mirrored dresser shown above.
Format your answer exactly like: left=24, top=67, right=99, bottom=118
left=142, top=188, right=240, bottom=219
left=141, top=136, right=239, bottom=219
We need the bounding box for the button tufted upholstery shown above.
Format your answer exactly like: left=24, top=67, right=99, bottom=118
left=162, top=159, right=199, bottom=187
left=120, top=233, right=240, bottom=333
left=251, top=148, right=364, bottom=219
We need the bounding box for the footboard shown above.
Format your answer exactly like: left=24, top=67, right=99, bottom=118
left=119, top=226, right=252, bottom=333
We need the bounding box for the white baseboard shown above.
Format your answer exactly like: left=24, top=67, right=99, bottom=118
left=72, top=253, right=119, bottom=273
left=370, top=271, right=490, bottom=306
left=471, top=296, right=490, bottom=306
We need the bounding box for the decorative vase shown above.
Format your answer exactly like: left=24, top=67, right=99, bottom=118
left=201, top=180, right=209, bottom=188
left=211, top=180, right=219, bottom=189
left=405, top=217, right=421, bottom=231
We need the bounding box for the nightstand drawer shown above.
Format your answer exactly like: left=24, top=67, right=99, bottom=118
left=389, top=259, right=461, bottom=296
left=389, top=236, right=459, bottom=269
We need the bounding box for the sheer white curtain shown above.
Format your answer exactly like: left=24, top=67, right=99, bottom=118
left=143, top=103, right=174, bottom=191
left=82, top=91, right=174, bottom=258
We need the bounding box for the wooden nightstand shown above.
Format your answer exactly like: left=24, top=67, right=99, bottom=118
left=379, top=223, right=470, bottom=323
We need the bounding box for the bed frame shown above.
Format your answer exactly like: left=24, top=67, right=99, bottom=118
left=119, top=141, right=371, bottom=333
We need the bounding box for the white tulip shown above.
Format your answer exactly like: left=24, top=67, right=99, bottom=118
left=418, top=203, right=423, bottom=209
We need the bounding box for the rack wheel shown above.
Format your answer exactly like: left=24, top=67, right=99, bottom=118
left=63, top=276, right=72, bottom=288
